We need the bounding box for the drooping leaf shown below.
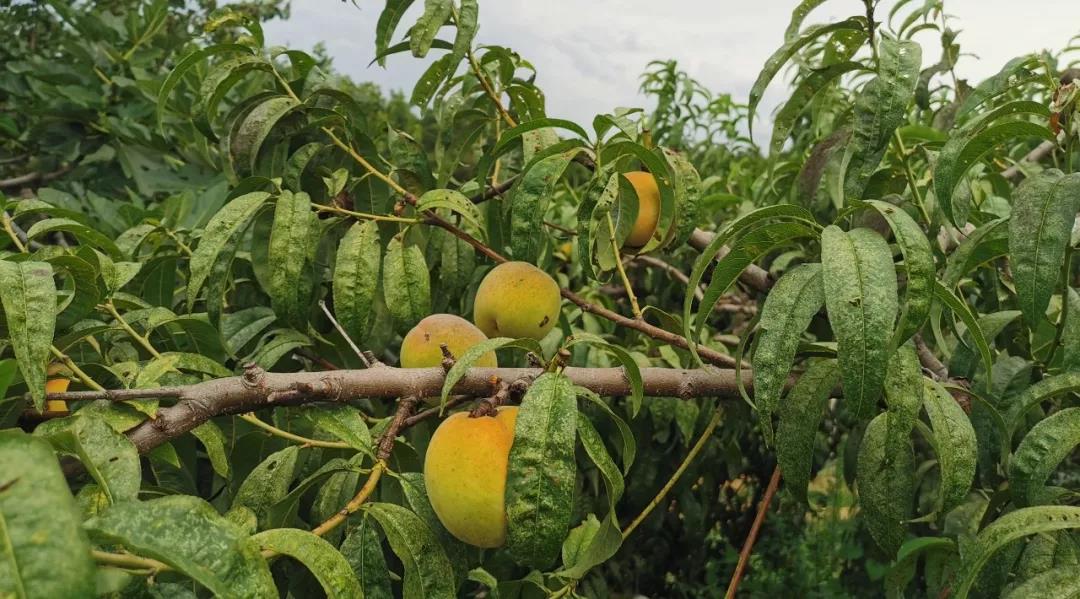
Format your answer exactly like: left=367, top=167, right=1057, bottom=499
left=1003, top=565, right=1080, bottom=599
left=364, top=502, right=457, bottom=599
left=509, top=151, right=575, bottom=262
left=1063, top=289, right=1080, bottom=372
left=39, top=414, right=140, bottom=504
left=922, top=378, right=977, bottom=515
left=252, top=528, right=363, bottom=598
left=409, top=0, right=453, bottom=58
left=0, top=430, right=95, bottom=599
left=232, top=445, right=301, bottom=530
left=1010, top=407, right=1080, bottom=507
left=933, top=280, right=994, bottom=389
left=857, top=412, right=914, bottom=556
left=771, top=62, right=864, bottom=157
left=439, top=336, right=543, bottom=406
left=863, top=199, right=935, bottom=346
left=268, top=190, right=314, bottom=326
left=302, top=405, right=374, bottom=455
left=753, top=263, right=824, bottom=440
left=375, top=0, right=417, bottom=66
left=1007, top=372, right=1080, bottom=431
left=821, top=226, right=899, bottom=418
left=188, top=191, right=271, bottom=310
left=333, top=220, right=382, bottom=343
left=777, top=359, right=840, bottom=504
left=191, top=421, right=230, bottom=478
left=506, top=372, right=577, bottom=568
left=340, top=518, right=393, bottom=599
left=556, top=512, right=622, bottom=581
left=576, top=413, right=624, bottom=509
left=382, top=236, right=431, bottom=334
left=0, top=261, right=56, bottom=410
left=565, top=332, right=643, bottom=417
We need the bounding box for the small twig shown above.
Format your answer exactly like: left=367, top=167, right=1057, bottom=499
left=724, top=466, right=782, bottom=599
left=319, top=300, right=372, bottom=368
left=0, top=163, right=74, bottom=189
left=608, top=215, right=643, bottom=319
left=238, top=413, right=350, bottom=449
left=914, top=333, right=948, bottom=381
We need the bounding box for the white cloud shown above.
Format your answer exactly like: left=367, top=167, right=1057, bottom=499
left=262, top=1, right=1080, bottom=142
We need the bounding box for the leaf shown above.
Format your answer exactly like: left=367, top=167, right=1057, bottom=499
left=506, top=372, right=577, bottom=568
left=85, top=495, right=276, bottom=599
left=576, top=413, right=624, bottom=509
left=382, top=236, right=431, bottom=334
left=439, top=336, right=544, bottom=406
left=411, top=53, right=455, bottom=107
left=1008, top=372, right=1080, bottom=431
left=0, top=430, right=95, bottom=599
left=922, top=378, right=977, bottom=515
left=267, top=190, right=313, bottom=326
left=157, top=44, right=253, bottom=129
left=950, top=310, right=1022, bottom=379
left=40, top=414, right=140, bottom=504
left=771, top=62, right=864, bottom=156
left=884, top=343, right=923, bottom=447
left=192, top=422, right=230, bottom=478
left=231, top=95, right=301, bottom=174
left=333, top=220, right=381, bottom=343
left=557, top=513, right=622, bottom=580
left=232, top=445, right=301, bottom=530
left=777, top=359, right=841, bottom=504
left=509, top=151, right=575, bottom=262
left=416, top=189, right=485, bottom=236
left=857, top=412, right=914, bottom=556
left=302, top=405, right=374, bottom=455
left=748, top=17, right=866, bottom=136
left=1009, top=171, right=1080, bottom=329
left=863, top=199, right=935, bottom=346
left=842, top=39, right=921, bottom=201
left=449, top=0, right=478, bottom=68
left=409, top=0, right=452, bottom=58
left=252, top=528, right=362, bottom=598
left=1063, top=289, right=1080, bottom=372
left=821, top=226, right=899, bottom=418
left=0, top=261, right=56, bottom=410
left=953, top=506, right=1080, bottom=599
left=575, top=387, right=636, bottom=474
left=25, top=217, right=122, bottom=258
left=660, top=146, right=703, bottom=248
left=188, top=192, right=271, bottom=311
left=1003, top=565, right=1080, bottom=599
left=340, top=518, right=393, bottom=599
left=956, top=55, right=1041, bottom=120
left=886, top=537, right=958, bottom=599
left=1010, top=407, right=1080, bottom=507
left=364, top=502, right=457, bottom=599
left=375, top=0, right=417, bottom=66
left=932, top=280, right=994, bottom=389
left=565, top=332, right=643, bottom=417
left=394, top=472, right=469, bottom=586
left=785, top=0, right=830, bottom=38
left=754, top=263, right=824, bottom=440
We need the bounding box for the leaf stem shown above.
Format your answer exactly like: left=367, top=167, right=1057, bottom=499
left=238, top=413, right=351, bottom=450
left=321, top=127, right=410, bottom=197
left=91, top=549, right=168, bottom=575
left=892, top=130, right=932, bottom=228
left=621, top=407, right=723, bottom=539
left=50, top=346, right=105, bottom=392
left=454, top=5, right=517, bottom=129
left=2, top=211, right=28, bottom=252
left=313, top=203, right=418, bottom=224
left=607, top=215, right=642, bottom=319
left=103, top=300, right=163, bottom=359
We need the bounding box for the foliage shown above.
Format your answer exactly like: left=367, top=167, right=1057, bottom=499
left=1, top=0, right=1080, bottom=597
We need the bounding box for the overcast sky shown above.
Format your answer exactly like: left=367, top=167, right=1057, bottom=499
left=261, top=1, right=1080, bottom=142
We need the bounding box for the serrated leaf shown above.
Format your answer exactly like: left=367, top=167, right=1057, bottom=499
left=85, top=495, right=276, bottom=598
left=754, top=263, right=824, bottom=440
left=821, top=227, right=899, bottom=418
left=864, top=199, right=935, bottom=346
left=858, top=411, right=914, bottom=556
left=1010, top=407, right=1080, bottom=507
left=777, top=359, right=840, bottom=504
left=0, top=430, right=95, bottom=599
left=0, top=261, right=56, bottom=410
left=252, top=528, right=363, bottom=598
left=439, top=336, right=543, bottom=406
left=382, top=236, right=431, bottom=334
left=506, top=372, right=577, bottom=568
left=188, top=192, right=271, bottom=311
left=340, top=518, right=393, bottom=599
left=364, top=502, right=457, bottom=599
left=1009, top=171, right=1080, bottom=329
left=39, top=414, right=140, bottom=504
left=268, top=190, right=314, bottom=326
left=842, top=39, right=921, bottom=201
left=922, top=378, right=977, bottom=515
left=333, top=220, right=381, bottom=342
left=953, top=506, right=1080, bottom=599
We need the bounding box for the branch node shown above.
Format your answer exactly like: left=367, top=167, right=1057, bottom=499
left=362, top=351, right=385, bottom=368
left=525, top=352, right=543, bottom=368
left=439, top=343, right=456, bottom=372
left=242, top=362, right=266, bottom=388
left=376, top=396, right=418, bottom=459
left=469, top=378, right=510, bottom=418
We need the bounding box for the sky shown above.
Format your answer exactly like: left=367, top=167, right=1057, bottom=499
left=260, top=1, right=1080, bottom=142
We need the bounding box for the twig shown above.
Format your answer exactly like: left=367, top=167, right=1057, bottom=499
left=0, top=163, right=74, bottom=189
left=238, top=413, right=351, bottom=449
left=318, top=300, right=372, bottom=368
left=1001, top=140, right=1057, bottom=180
left=724, top=466, right=782, bottom=599
left=914, top=333, right=948, bottom=381
left=608, top=215, right=643, bottom=319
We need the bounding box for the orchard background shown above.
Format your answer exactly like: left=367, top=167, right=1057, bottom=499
left=1, top=1, right=1079, bottom=597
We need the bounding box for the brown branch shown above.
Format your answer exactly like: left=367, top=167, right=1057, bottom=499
left=725, top=465, right=782, bottom=599
left=914, top=333, right=949, bottom=381
left=1000, top=140, right=1057, bottom=181
left=687, top=229, right=774, bottom=294
left=0, top=163, right=74, bottom=189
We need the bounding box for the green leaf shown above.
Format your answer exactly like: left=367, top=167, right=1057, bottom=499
left=0, top=261, right=56, bottom=410
left=449, top=0, right=478, bottom=68
left=1010, top=407, right=1080, bottom=507
left=777, top=359, right=841, bottom=504
left=942, top=218, right=1009, bottom=287
left=85, top=495, right=276, bottom=599
left=576, top=413, right=623, bottom=509
left=231, top=96, right=301, bottom=174
left=857, top=412, right=914, bottom=556
left=1007, top=372, right=1080, bottom=431
left=660, top=146, right=703, bottom=248
left=748, top=17, right=866, bottom=136
left=192, top=422, right=230, bottom=478
left=375, top=0, right=417, bottom=66
left=784, top=0, right=830, bottom=38
left=268, top=190, right=314, bottom=326
left=25, top=218, right=122, bottom=258
left=932, top=280, right=994, bottom=389
left=333, top=220, right=381, bottom=342
left=394, top=472, right=469, bottom=586
left=842, top=39, right=921, bottom=201
left=439, top=336, right=544, bottom=406
left=252, top=528, right=363, bottom=598
left=956, top=55, right=1041, bottom=120
left=510, top=151, right=576, bottom=262
left=922, top=378, right=977, bottom=515
left=565, top=332, right=643, bottom=417
left=382, top=236, right=431, bottom=334
left=575, top=387, right=636, bottom=474
left=1063, top=289, right=1080, bottom=372
left=39, top=414, right=140, bottom=504
left=884, top=343, right=923, bottom=448
left=754, top=263, right=824, bottom=440
left=1009, top=171, right=1080, bottom=329
left=233, top=445, right=301, bottom=530
left=0, top=430, right=95, bottom=599
left=411, top=53, right=455, bottom=107
left=416, top=189, right=486, bottom=236
left=409, top=0, right=453, bottom=58
left=885, top=537, right=958, bottom=599
left=340, top=518, right=393, bottom=599
left=557, top=513, right=622, bottom=580
left=302, top=405, right=374, bottom=455
left=950, top=310, right=1022, bottom=379
left=364, top=502, right=457, bottom=599
left=771, top=62, right=864, bottom=157
left=821, top=227, right=899, bottom=418
left=1003, top=565, right=1080, bottom=599
left=188, top=192, right=272, bottom=311
left=953, top=506, right=1080, bottom=599
left=863, top=199, right=935, bottom=346
left=506, top=372, right=577, bottom=568
left=157, top=44, right=253, bottom=129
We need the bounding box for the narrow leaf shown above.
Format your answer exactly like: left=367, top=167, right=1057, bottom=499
left=252, top=528, right=363, bottom=598
left=0, top=261, right=56, bottom=410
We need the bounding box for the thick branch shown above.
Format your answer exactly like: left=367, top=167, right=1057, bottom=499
left=0, top=163, right=74, bottom=189
left=1000, top=140, right=1057, bottom=181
